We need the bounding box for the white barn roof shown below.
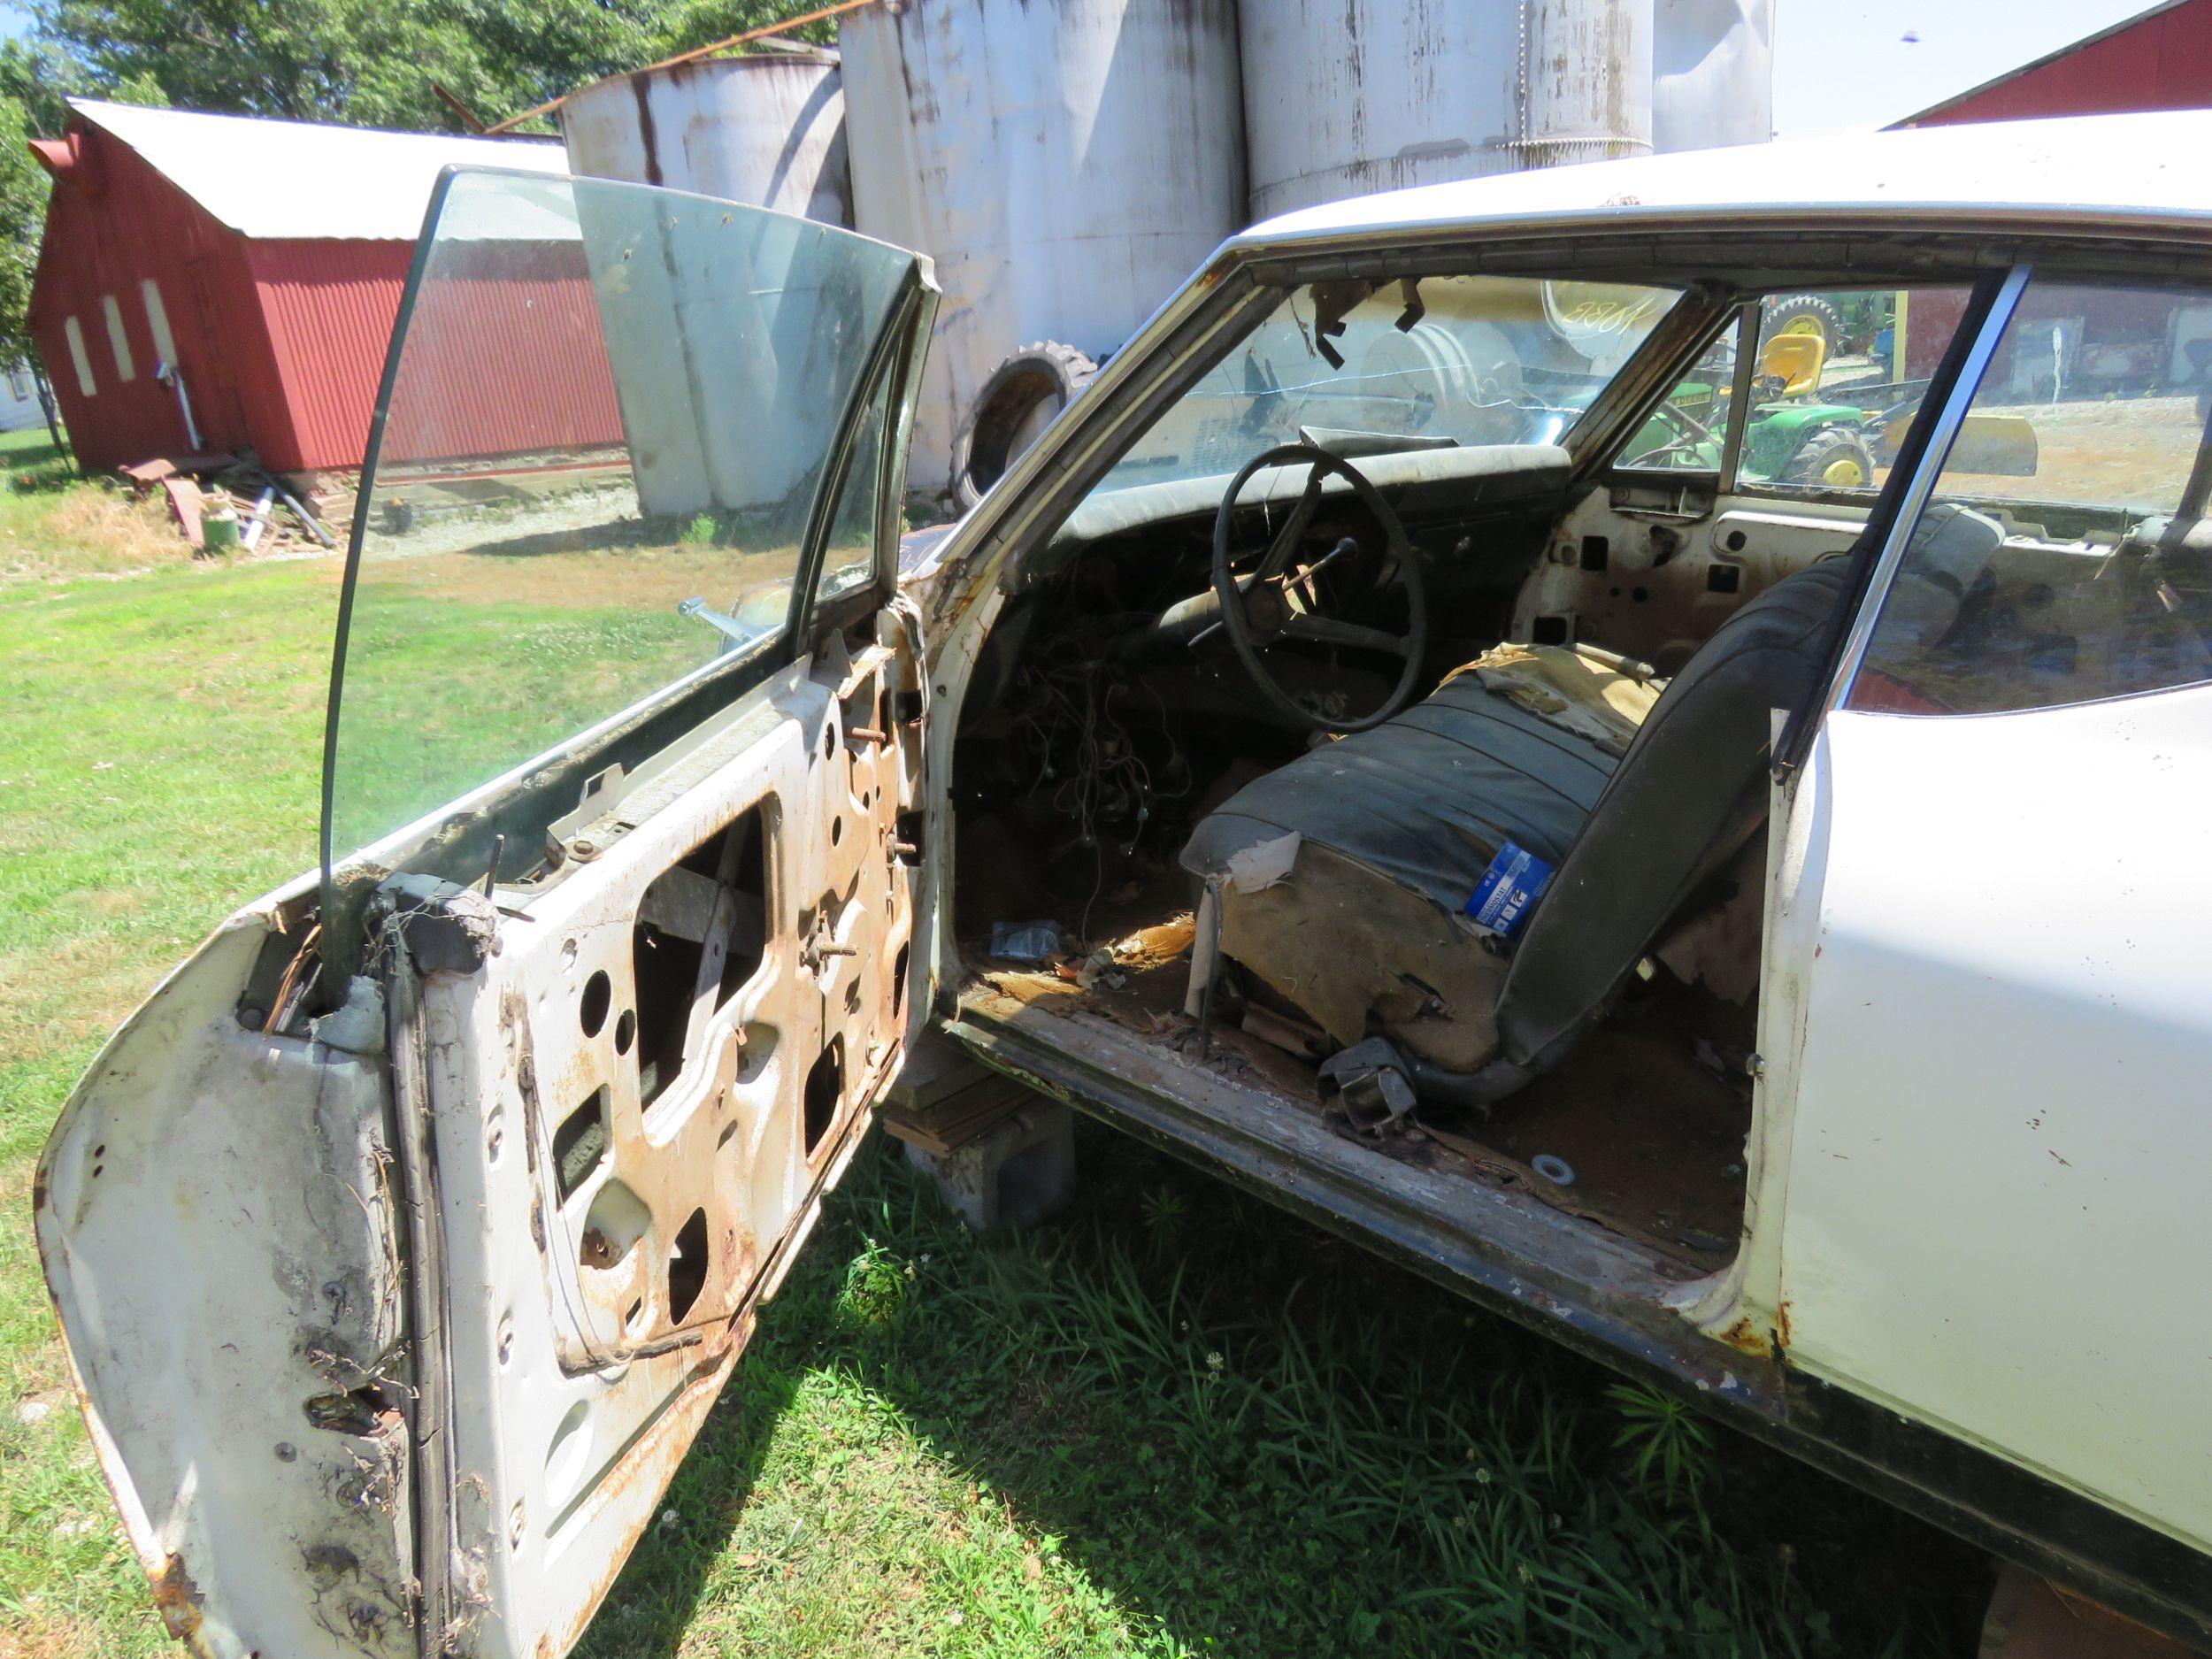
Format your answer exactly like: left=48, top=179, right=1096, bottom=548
left=66, top=99, right=570, bottom=242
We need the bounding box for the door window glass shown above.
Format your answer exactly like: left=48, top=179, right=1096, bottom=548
left=325, top=170, right=914, bottom=865
left=1853, top=279, right=2212, bottom=715
left=812, top=353, right=897, bottom=609
left=1629, top=288, right=1970, bottom=495
left=1617, top=314, right=1740, bottom=472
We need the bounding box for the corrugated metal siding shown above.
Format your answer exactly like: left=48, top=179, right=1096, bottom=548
left=373, top=241, right=626, bottom=470
left=32, top=113, right=626, bottom=477
left=1915, top=0, right=2212, bottom=126
left=248, top=241, right=412, bottom=472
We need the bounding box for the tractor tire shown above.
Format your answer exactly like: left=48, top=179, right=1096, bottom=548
left=954, top=342, right=1099, bottom=511
left=1782, top=426, right=1880, bottom=491
left=1765, top=293, right=1845, bottom=350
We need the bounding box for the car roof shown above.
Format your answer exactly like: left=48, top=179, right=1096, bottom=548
left=1233, top=111, right=2212, bottom=253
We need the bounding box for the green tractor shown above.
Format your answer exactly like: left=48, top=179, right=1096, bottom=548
left=1623, top=315, right=1885, bottom=488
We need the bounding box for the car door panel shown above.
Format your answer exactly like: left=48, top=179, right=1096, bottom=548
left=1773, top=689, right=2212, bottom=1554
left=410, top=633, right=921, bottom=1657
left=35, top=898, right=414, bottom=1659
left=38, top=166, right=938, bottom=1659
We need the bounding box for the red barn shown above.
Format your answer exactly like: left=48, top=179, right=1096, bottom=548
left=1888, top=1, right=2212, bottom=380
left=27, top=100, right=623, bottom=478
left=1900, top=0, right=2212, bottom=127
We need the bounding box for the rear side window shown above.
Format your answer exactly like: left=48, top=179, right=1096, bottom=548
left=1623, top=288, right=1970, bottom=498
left=1853, top=279, right=2212, bottom=716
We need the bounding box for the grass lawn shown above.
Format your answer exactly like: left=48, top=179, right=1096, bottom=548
left=0, top=549, right=1988, bottom=1658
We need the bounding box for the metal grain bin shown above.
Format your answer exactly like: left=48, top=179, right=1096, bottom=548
left=1653, top=0, right=1773, bottom=153
left=1239, top=0, right=1524, bottom=223
left=1518, top=0, right=1655, bottom=169
left=560, top=46, right=852, bottom=226
left=1241, top=0, right=1769, bottom=221
left=839, top=0, right=1246, bottom=500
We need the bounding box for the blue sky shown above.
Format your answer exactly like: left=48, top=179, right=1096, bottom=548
left=1772, top=0, right=2154, bottom=133
left=0, top=0, right=2170, bottom=137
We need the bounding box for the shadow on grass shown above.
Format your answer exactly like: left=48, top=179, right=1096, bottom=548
left=577, top=1123, right=1990, bottom=1658
left=0, top=434, right=79, bottom=494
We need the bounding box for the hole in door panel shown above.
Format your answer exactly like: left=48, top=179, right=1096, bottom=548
left=631, top=804, right=772, bottom=1107
left=667, top=1208, right=710, bottom=1322
left=553, top=1087, right=609, bottom=1202
left=579, top=971, right=611, bottom=1038
left=631, top=922, right=703, bottom=1110
left=803, top=1037, right=842, bottom=1156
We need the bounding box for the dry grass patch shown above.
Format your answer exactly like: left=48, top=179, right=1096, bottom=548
left=0, top=486, right=186, bottom=584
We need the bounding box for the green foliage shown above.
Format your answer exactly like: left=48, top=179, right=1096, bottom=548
left=1607, top=1381, right=1717, bottom=1505
left=22, top=0, right=826, bottom=131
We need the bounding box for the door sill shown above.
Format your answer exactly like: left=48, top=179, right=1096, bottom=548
left=941, top=982, right=1742, bottom=1393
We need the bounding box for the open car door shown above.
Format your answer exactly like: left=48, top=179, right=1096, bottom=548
left=35, top=168, right=938, bottom=1659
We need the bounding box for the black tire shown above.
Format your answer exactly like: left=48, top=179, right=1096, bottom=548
left=953, top=341, right=1098, bottom=510
left=1764, top=293, right=1845, bottom=350
left=1781, top=426, right=1879, bottom=491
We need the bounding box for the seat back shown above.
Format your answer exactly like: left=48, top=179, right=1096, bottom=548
left=1492, top=562, right=1847, bottom=1071
left=1494, top=503, right=2004, bottom=1073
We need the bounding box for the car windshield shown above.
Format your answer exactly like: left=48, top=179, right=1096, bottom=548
left=323, top=169, right=912, bottom=871
left=1094, top=275, right=1682, bottom=492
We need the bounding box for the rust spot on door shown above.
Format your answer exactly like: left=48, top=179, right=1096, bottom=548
left=151, top=1553, right=204, bottom=1640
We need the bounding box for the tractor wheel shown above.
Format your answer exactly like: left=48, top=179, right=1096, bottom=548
left=1783, top=426, right=1880, bottom=491
left=1765, top=293, right=1845, bottom=350
left=954, top=342, right=1099, bottom=510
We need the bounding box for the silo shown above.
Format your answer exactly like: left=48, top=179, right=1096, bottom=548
left=1241, top=0, right=1768, bottom=221
left=559, top=45, right=851, bottom=225
left=1652, top=0, right=1773, bottom=152
left=1519, top=0, right=1655, bottom=169
left=839, top=0, right=1246, bottom=503
left=1239, top=0, right=1523, bottom=224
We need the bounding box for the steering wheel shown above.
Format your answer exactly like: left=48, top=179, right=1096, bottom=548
left=1210, top=443, right=1429, bottom=733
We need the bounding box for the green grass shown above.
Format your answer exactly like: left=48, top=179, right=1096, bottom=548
left=0, top=554, right=1988, bottom=1657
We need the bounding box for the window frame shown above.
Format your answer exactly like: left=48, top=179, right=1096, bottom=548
left=141, top=280, right=177, bottom=369
left=1821, top=265, right=2035, bottom=721
left=316, top=165, right=939, bottom=910
left=102, top=295, right=135, bottom=383
left=63, top=316, right=96, bottom=397
left=1606, top=287, right=1973, bottom=510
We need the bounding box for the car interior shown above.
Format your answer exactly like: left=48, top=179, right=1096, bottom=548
left=943, top=264, right=2212, bottom=1275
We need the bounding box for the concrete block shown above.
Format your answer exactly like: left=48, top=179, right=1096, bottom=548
left=903, top=1095, right=1076, bottom=1231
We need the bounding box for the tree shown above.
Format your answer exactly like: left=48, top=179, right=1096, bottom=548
left=0, top=37, right=158, bottom=367
left=22, top=0, right=826, bottom=132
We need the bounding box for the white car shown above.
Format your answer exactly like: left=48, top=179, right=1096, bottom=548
left=38, top=111, right=2212, bottom=1657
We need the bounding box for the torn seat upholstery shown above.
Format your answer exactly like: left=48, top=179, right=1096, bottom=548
left=1182, top=641, right=1658, bottom=1071
left=1182, top=503, right=2004, bottom=1094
